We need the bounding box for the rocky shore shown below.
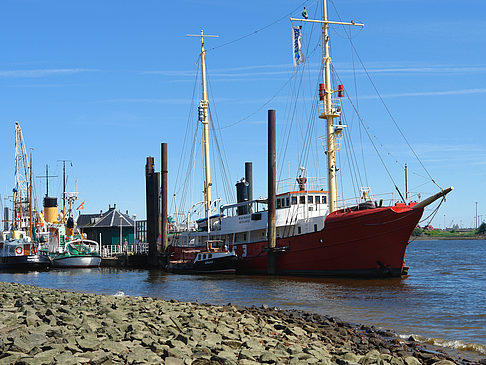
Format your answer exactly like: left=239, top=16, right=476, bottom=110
left=0, top=281, right=480, bottom=364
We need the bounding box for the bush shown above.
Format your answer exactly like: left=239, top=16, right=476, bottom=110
left=477, top=222, right=486, bottom=235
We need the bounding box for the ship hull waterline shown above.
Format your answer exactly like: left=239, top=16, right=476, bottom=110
left=169, top=205, right=424, bottom=278
left=0, top=255, right=51, bottom=270
left=51, top=255, right=101, bottom=268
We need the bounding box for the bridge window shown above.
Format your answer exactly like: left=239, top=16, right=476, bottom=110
left=208, top=254, right=212, bottom=259
left=299, top=196, right=305, bottom=204
left=286, top=197, right=290, bottom=206
left=323, top=196, right=327, bottom=204
left=291, top=196, right=297, bottom=205
left=277, top=199, right=282, bottom=209
left=297, top=226, right=301, bottom=234
left=316, top=196, right=320, bottom=204
left=308, top=196, right=313, bottom=203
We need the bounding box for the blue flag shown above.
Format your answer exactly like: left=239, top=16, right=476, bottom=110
left=292, top=26, right=304, bottom=66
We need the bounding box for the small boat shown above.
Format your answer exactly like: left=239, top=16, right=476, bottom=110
left=46, top=217, right=101, bottom=269
left=0, top=230, right=50, bottom=270
left=168, top=240, right=238, bottom=274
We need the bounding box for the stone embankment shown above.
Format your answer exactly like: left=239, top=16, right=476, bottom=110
left=0, top=281, right=479, bottom=364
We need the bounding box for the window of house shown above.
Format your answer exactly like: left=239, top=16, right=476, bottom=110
left=291, top=196, right=297, bottom=205
left=300, top=196, right=305, bottom=204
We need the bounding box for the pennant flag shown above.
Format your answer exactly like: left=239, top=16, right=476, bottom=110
left=292, top=26, right=305, bottom=66
left=76, top=201, right=85, bottom=210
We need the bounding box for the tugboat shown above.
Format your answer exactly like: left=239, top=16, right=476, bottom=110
left=168, top=240, right=238, bottom=274
left=0, top=122, right=50, bottom=270
left=42, top=194, right=101, bottom=269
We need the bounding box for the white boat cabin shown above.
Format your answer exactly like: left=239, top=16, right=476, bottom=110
left=171, top=189, right=329, bottom=248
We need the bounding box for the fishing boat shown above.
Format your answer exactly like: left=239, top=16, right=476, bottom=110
left=167, top=240, right=238, bottom=274
left=0, top=122, right=50, bottom=270
left=167, top=2, right=452, bottom=277
left=39, top=167, right=101, bottom=269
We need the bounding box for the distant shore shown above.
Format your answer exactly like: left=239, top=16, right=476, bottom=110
left=0, top=281, right=480, bottom=364
left=411, top=235, right=486, bottom=241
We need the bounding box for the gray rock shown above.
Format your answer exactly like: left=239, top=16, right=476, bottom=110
left=404, top=357, right=421, bottom=365
left=76, top=335, right=100, bottom=351
left=166, top=357, right=185, bottom=365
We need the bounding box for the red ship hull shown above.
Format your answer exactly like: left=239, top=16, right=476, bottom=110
left=169, top=204, right=423, bottom=277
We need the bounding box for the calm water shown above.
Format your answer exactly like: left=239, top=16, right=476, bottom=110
left=1, top=240, right=485, bottom=355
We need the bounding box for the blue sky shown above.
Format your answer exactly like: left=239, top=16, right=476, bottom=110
left=0, top=0, right=485, bottom=229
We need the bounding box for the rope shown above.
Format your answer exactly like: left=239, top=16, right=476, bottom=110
left=207, top=0, right=315, bottom=53
left=330, top=0, right=442, bottom=191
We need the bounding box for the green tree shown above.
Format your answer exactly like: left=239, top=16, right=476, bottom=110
left=476, top=222, right=486, bottom=235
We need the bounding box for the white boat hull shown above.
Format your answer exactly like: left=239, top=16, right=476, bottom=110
left=51, top=255, right=101, bottom=268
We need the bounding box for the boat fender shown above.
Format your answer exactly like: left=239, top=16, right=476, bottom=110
left=16, top=247, right=23, bottom=255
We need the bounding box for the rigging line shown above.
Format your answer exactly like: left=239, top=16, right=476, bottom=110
left=340, top=105, right=365, bottom=191
left=216, top=73, right=297, bottom=131
left=331, top=68, right=406, bottom=203
left=278, top=24, right=322, bottom=181
left=351, top=45, right=369, bottom=187
left=342, top=128, right=361, bottom=204
left=173, top=55, right=201, bottom=198
left=330, top=1, right=441, bottom=191
left=207, top=0, right=315, bottom=53
left=206, top=77, right=235, bottom=202
left=341, top=115, right=363, bottom=201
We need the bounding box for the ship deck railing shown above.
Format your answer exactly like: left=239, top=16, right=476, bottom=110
left=277, top=177, right=326, bottom=194
left=101, top=242, right=149, bottom=258
left=338, top=191, right=422, bottom=210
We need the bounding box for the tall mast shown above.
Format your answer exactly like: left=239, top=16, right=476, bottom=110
left=13, top=122, right=30, bottom=229
left=322, top=0, right=338, bottom=212
left=188, top=30, right=218, bottom=220
left=29, top=150, right=33, bottom=240
left=63, top=161, right=66, bottom=217
left=291, top=1, right=363, bottom=212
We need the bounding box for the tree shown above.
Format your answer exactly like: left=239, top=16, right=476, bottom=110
left=476, top=222, right=486, bottom=235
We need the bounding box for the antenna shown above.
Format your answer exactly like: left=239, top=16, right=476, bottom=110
left=58, top=159, right=72, bottom=219
left=37, top=164, right=58, bottom=198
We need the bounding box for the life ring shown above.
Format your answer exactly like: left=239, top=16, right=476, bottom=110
left=31, top=247, right=38, bottom=254
left=15, top=247, right=23, bottom=255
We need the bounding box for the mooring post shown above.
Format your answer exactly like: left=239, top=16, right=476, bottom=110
left=161, top=143, right=168, bottom=255
left=267, top=109, right=277, bottom=275
left=145, top=156, right=160, bottom=267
